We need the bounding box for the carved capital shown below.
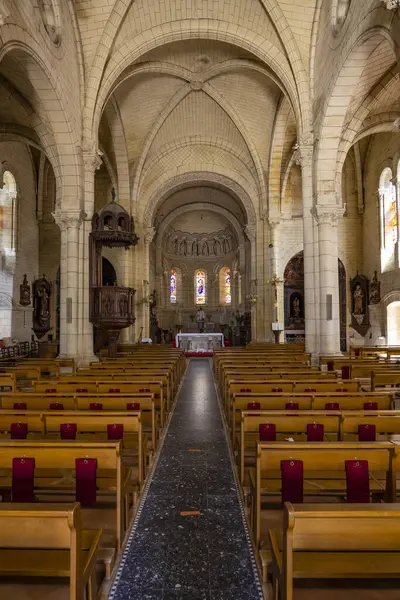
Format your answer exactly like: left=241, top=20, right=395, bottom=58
left=293, top=143, right=313, bottom=169
left=81, top=141, right=103, bottom=172
left=381, top=0, right=400, bottom=9
left=313, top=205, right=345, bottom=227
left=244, top=224, right=256, bottom=243
left=52, top=210, right=85, bottom=231
left=268, top=219, right=280, bottom=230
left=144, top=226, right=156, bottom=245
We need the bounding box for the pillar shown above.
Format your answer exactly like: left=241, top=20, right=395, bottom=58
left=53, top=210, right=84, bottom=358
left=297, top=144, right=318, bottom=358
left=314, top=205, right=344, bottom=355
left=80, top=148, right=103, bottom=363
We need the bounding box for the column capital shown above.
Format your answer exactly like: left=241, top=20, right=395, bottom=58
left=268, top=219, right=280, bottom=230
left=293, top=143, right=313, bottom=169
left=144, top=226, right=156, bottom=245
left=243, top=224, right=256, bottom=243
left=52, top=209, right=85, bottom=231
left=312, top=205, right=345, bottom=227
left=81, top=141, right=103, bottom=172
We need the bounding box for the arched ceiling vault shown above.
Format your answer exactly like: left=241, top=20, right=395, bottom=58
left=100, top=39, right=297, bottom=221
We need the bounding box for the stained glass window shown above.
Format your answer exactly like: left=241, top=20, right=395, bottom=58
left=170, top=269, right=177, bottom=304
left=380, top=167, right=398, bottom=271
left=195, top=270, right=206, bottom=305
left=220, top=267, right=231, bottom=304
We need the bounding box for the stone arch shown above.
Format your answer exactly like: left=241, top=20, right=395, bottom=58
left=316, top=26, right=394, bottom=198
left=0, top=41, right=81, bottom=209
left=142, top=172, right=257, bottom=239
left=156, top=203, right=245, bottom=251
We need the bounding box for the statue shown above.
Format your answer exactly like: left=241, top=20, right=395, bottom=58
left=19, top=274, right=31, bottom=307
left=353, top=284, right=364, bottom=315
left=293, top=296, right=300, bottom=319
left=32, top=275, right=52, bottom=339
left=369, top=271, right=381, bottom=305
left=197, top=307, right=205, bottom=333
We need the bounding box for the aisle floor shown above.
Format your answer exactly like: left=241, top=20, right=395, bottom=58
left=109, top=358, right=263, bottom=600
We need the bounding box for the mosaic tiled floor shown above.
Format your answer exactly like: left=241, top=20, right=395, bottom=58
left=109, top=359, right=263, bottom=600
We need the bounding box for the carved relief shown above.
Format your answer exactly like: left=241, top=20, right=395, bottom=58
left=369, top=271, right=381, bottom=305
left=164, top=227, right=237, bottom=257
left=37, top=0, right=62, bottom=46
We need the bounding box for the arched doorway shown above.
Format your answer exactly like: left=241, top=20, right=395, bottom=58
left=387, top=301, right=400, bottom=345
left=102, top=257, right=117, bottom=286
left=283, top=252, right=347, bottom=350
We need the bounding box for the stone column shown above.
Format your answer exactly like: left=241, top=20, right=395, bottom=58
left=296, top=143, right=319, bottom=358
left=314, top=205, right=344, bottom=355
left=80, top=148, right=102, bottom=363
left=53, top=210, right=84, bottom=358
left=244, top=223, right=257, bottom=341
left=142, top=226, right=156, bottom=337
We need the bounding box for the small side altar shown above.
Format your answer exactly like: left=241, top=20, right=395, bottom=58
left=176, top=332, right=224, bottom=352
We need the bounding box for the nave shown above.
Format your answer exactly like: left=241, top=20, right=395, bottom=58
left=109, top=359, right=263, bottom=600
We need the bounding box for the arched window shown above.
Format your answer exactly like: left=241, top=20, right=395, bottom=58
left=379, top=167, right=397, bottom=271
left=219, top=267, right=232, bottom=305
left=0, top=170, right=17, bottom=253
left=170, top=269, right=177, bottom=304
left=195, top=270, right=206, bottom=305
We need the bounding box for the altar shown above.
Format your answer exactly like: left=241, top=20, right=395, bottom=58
left=176, top=332, right=224, bottom=352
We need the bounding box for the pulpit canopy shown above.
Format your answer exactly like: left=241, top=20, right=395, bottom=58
left=91, top=189, right=139, bottom=248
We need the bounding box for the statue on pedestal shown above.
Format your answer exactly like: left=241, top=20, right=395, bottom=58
left=369, top=271, right=381, bottom=305
left=197, top=307, right=205, bottom=333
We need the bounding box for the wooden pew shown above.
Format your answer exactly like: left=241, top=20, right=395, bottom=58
left=0, top=372, right=15, bottom=391
left=0, top=502, right=101, bottom=600
left=34, top=379, right=168, bottom=420
left=239, top=411, right=341, bottom=484
left=0, top=393, right=77, bottom=410
left=250, top=441, right=396, bottom=546
left=372, top=371, right=400, bottom=391
left=0, top=411, right=43, bottom=439
left=230, top=393, right=394, bottom=446
left=43, top=410, right=147, bottom=487
left=269, top=502, right=400, bottom=600
left=341, top=411, right=400, bottom=441
left=0, top=393, right=157, bottom=449
left=0, top=440, right=130, bottom=550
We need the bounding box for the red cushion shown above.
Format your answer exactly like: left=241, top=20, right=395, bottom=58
left=90, top=403, right=103, bottom=410
left=358, top=424, right=376, bottom=442
left=60, top=423, right=77, bottom=440
left=259, top=423, right=276, bottom=441
left=10, top=423, right=28, bottom=440
left=12, top=457, right=35, bottom=503
left=325, top=402, right=340, bottom=410
left=247, top=402, right=261, bottom=410
left=285, top=402, right=299, bottom=410
left=345, top=459, right=370, bottom=503
left=281, top=459, right=303, bottom=503
left=307, top=423, right=324, bottom=442
left=75, top=458, right=97, bottom=506
left=49, top=403, right=64, bottom=410
left=127, top=403, right=140, bottom=411
left=13, top=402, right=27, bottom=410
left=364, top=402, right=378, bottom=411
left=107, top=424, right=124, bottom=440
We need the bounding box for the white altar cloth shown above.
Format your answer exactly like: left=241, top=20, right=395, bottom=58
left=176, top=332, right=224, bottom=351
